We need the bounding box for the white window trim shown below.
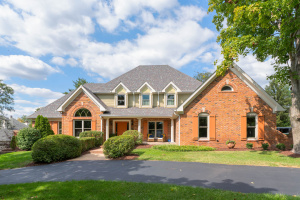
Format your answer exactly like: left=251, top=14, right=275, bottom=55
left=73, top=120, right=92, bottom=137
left=113, top=120, right=131, bottom=134
left=148, top=121, right=164, bottom=138
left=221, top=85, right=234, bottom=91
left=165, top=93, right=177, bottom=107
left=115, top=93, right=128, bottom=108
left=139, top=93, right=152, bottom=108
left=247, top=113, right=258, bottom=140
left=58, top=121, right=62, bottom=134
left=198, top=113, right=209, bottom=141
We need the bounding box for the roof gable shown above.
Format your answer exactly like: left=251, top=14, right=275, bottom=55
left=137, top=82, right=155, bottom=93
left=177, top=63, right=285, bottom=113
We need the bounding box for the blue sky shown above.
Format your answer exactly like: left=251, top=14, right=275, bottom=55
left=0, top=0, right=275, bottom=118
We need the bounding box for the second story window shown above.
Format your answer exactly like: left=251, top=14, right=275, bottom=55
left=118, top=94, right=125, bottom=106
left=142, top=94, right=150, bottom=105
left=167, top=94, right=175, bottom=105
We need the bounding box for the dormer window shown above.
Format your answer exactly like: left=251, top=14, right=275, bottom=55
left=118, top=95, right=125, bottom=106
left=142, top=94, right=150, bottom=106
left=221, top=85, right=233, bottom=91
left=167, top=94, right=175, bottom=105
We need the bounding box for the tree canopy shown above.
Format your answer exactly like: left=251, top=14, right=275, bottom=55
left=64, top=78, right=88, bottom=94
left=0, top=80, right=14, bottom=115
left=193, top=72, right=212, bottom=83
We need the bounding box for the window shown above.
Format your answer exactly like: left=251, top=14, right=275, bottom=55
left=148, top=122, right=164, bottom=138
left=74, top=120, right=91, bottom=137
left=198, top=113, right=209, bottom=139
left=142, top=94, right=150, bottom=105
left=247, top=113, right=257, bottom=139
left=117, top=94, right=125, bottom=106
left=58, top=122, right=62, bottom=134
left=74, top=108, right=91, bottom=117
left=221, top=85, right=233, bottom=91
left=167, top=94, right=175, bottom=105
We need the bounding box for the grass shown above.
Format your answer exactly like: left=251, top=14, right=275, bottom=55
left=133, top=148, right=300, bottom=168
left=152, top=145, right=216, bottom=151
left=0, top=180, right=298, bottom=200
left=0, top=151, right=32, bottom=170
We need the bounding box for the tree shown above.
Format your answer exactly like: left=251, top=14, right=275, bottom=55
left=208, top=0, right=300, bottom=153
left=34, top=115, right=54, bottom=137
left=64, top=78, right=88, bottom=94
left=0, top=80, right=14, bottom=115
left=265, top=79, right=291, bottom=127
left=193, top=72, right=212, bottom=83
left=17, top=115, right=31, bottom=124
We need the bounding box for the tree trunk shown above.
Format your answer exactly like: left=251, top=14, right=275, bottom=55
left=291, top=32, right=300, bottom=154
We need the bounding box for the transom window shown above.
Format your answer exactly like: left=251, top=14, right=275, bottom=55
left=74, top=108, right=91, bottom=117
left=167, top=94, right=175, bottom=105
left=142, top=94, right=150, bottom=106
left=221, top=85, right=233, bottom=91
left=247, top=113, right=257, bottom=139
left=148, top=122, right=163, bottom=138
left=199, top=113, right=209, bottom=139
left=74, top=120, right=91, bottom=137
left=58, top=122, right=62, bottom=134
left=117, top=94, right=125, bottom=106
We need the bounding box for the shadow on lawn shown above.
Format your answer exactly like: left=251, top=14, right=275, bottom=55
left=0, top=160, right=283, bottom=195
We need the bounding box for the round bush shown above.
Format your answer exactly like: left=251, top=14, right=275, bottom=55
left=17, top=128, right=42, bottom=150
left=123, top=130, right=143, bottom=145
left=32, top=135, right=82, bottom=163
left=276, top=143, right=286, bottom=151
left=79, top=131, right=103, bottom=147
left=103, top=135, right=135, bottom=158
left=10, top=135, right=17, bottom=150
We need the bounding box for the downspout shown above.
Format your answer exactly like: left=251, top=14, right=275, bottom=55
left=133, top=92, right=135, bottom=107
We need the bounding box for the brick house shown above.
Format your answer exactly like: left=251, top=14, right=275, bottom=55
left=28, top=64, right=292, bottom=148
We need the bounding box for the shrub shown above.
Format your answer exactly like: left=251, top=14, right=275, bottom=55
left=17, top=128, right=42, bottom=150
left=32, top=135, right=82, bottom=163
left=109, top=133, right=117, bottom=138
left=246, top=143, right=253, bottom=149
left=152, top=145, right=215, bottom=152
left=10, top=136, right=17, bottom=150
left=276, top=143, right=286, bottom=151
left=226, top=140, right=236, bottom=145
left=103, top=135, right=135, bottom=158
left=34, top=115, right=54, bottom=138
left=79, top=131, right=103, bottom=147
left=123, top=130, right=143, bottom=145
left=262, top=143, right=269, bottom=150
left=80, top=137, right=96, bottom=152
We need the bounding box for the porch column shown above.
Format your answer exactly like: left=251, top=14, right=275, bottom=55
left=100, top=116, right=103, bottom=132
left=171, top=118, right=174, bottom=143
left=106, top=118, right=109, bottom=141
left=138, top=118, right=142, bottom=133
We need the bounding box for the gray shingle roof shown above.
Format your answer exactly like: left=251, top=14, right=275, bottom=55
left=101, top=107, right=175, bottom=117
left=84, top=65, right=201, bottom=93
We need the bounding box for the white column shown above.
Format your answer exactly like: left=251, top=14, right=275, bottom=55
left=100, top=116, right=103, bottom=132
left=138, top=118, right=142, bottom=133
left=171, top=118, right=174, bottom=143
left=106, top=118, right=109, bottom=140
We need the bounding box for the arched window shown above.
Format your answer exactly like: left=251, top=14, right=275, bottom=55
left=74, top=108, right=92, bottom=117
left=221, top=85, right=233, bottom=91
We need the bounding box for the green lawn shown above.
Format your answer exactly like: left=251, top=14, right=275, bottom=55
left=0, top=151, right=32, bottom=170
left=133, top=148, right=300, bottom=168
left=0, top=180, right=297, bottom=200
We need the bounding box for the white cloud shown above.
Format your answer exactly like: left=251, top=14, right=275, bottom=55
left=0, top=55, right=60, bottom=80
left=51, top=57, right=78, bottom=66
left=10, top=84, right=64, bottom=99
left=14, top=100, right=40, bottom=106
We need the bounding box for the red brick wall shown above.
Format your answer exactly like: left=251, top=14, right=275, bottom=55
left=178, top=70, right=293, bottom=148
left=62, top=92, right=103, bottom=136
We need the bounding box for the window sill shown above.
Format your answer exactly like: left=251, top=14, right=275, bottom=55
left=198, top=139, right=209, bottom=142
left=247, top=138, right=258, bottom=141
left=218, top=91, right=237, bottom=93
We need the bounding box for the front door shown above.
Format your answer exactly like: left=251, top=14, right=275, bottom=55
left=116, top=122, right=129, bottom=135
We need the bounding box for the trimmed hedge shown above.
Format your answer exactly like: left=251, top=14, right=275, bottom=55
left=123, top=130, right=143, bottom=145
left=276, top=143, right=286, bottom=151
left=10, top=136, right=17, bottom=150
left=152, top=145, right=216, bottom=152
left=17, top=128, right=42, bottom=150
left=79, top=131, right=103, bottom=147
left=80, top=137, right=96, bottom=152
left=103, top=135, right=135, bottom=158
left=32, top=135, right=82, bottom=163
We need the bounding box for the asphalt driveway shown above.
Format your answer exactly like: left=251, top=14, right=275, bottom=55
left=0, top=160, right=299, bottom=195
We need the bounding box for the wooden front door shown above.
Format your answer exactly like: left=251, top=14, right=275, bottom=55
left=116, top=122, right=128, bottom=135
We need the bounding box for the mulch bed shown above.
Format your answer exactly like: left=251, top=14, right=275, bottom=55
left=111, top=154, right=140, bottom=160
left=216, top=147, right=265, bottom=151
left=280, top=151, right=300, bottom=158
